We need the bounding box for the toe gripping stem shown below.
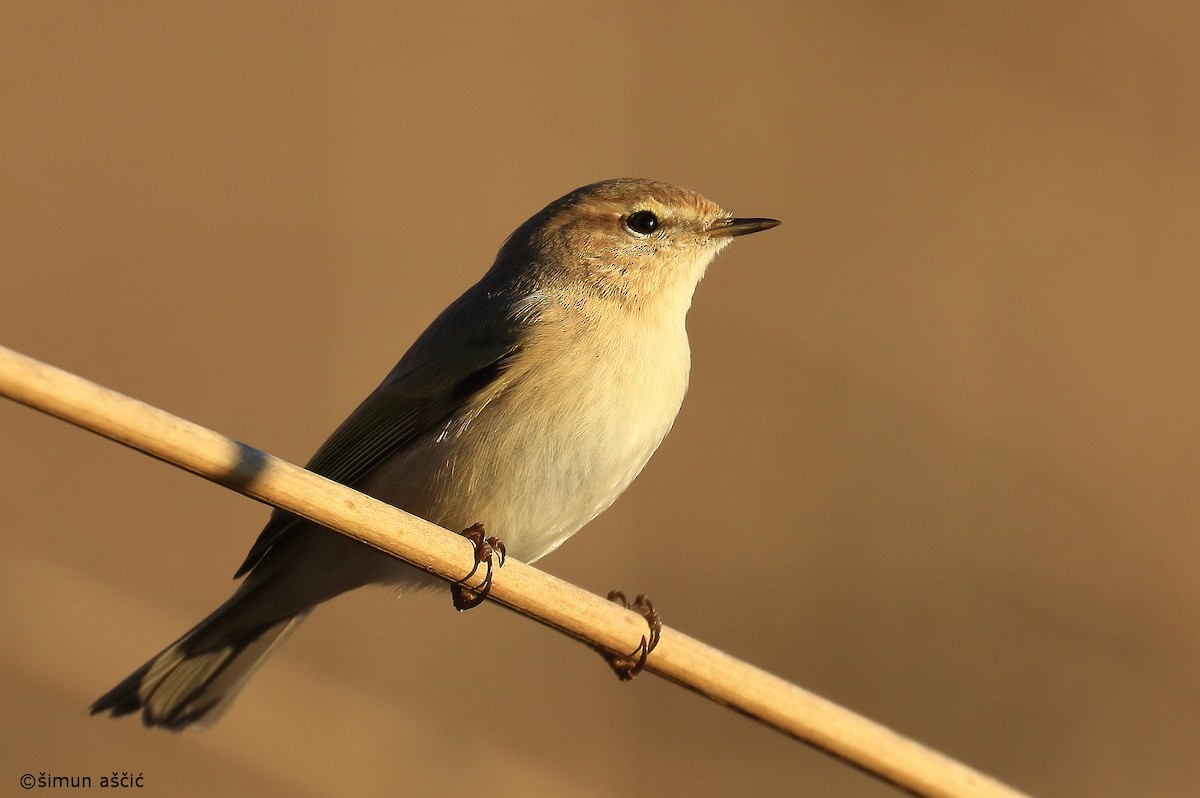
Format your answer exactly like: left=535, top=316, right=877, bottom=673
left=600, top=591, right=662, bottom=681
left=451, top=523, right=507, bottom=611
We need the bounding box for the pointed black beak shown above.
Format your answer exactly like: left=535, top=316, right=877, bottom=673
left=708, top=217, right=781, bottom=237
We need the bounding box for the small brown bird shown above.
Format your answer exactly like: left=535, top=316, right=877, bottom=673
left=91, top=178, right=779, bottom=729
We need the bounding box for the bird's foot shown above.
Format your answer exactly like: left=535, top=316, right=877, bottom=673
left=599, top=591, right=662, bottom=681
left=451, top=523, right=507, bottom=611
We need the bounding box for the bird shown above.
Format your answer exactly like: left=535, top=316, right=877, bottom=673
left=90, top=178, right=779, bottom=729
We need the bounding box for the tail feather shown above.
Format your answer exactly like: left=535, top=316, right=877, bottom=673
left=92, top=523, right=382, bottom=729
left=91, top=614, right=306, bottom=731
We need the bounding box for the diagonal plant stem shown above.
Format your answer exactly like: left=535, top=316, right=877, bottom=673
left=0, top=343, right=1031, bottom=798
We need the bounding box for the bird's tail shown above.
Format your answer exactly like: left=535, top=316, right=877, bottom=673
left=90, top=593, right=308, bottom=731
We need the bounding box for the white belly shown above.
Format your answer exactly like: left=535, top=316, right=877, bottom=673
left=365, top=318, right=691, bottom=566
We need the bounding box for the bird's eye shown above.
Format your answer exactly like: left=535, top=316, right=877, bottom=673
left=624, top=210, right=660, bottom=236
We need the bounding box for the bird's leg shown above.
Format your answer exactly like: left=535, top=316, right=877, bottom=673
left=451, top=522, right=507, bottom=611
left=598, top=590, right=662, bottom=681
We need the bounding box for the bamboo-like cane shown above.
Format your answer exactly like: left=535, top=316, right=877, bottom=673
left=0, top=343, right=1030, bottom=798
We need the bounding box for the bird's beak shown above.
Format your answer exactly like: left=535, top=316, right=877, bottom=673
left=708, top=217, right=781, bottom=238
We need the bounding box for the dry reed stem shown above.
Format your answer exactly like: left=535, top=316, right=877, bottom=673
left=0, top=343, right=1031, bottom=798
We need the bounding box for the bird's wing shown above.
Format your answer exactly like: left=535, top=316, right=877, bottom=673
left=234, top=291, right=524, bottom=578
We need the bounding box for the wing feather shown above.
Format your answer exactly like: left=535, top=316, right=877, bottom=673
left=234, top=288, right=525, bottom=578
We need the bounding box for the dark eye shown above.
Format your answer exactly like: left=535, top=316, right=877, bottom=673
left=624, top=210, right=660, bottom=235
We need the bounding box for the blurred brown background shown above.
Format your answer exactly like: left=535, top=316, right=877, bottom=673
left=2, top=2, right=1197, bottom=796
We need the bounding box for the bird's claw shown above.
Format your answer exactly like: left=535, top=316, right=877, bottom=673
left=599, top=590, right=662, bottom=681
left=451, top=523, right=506, bottom=611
